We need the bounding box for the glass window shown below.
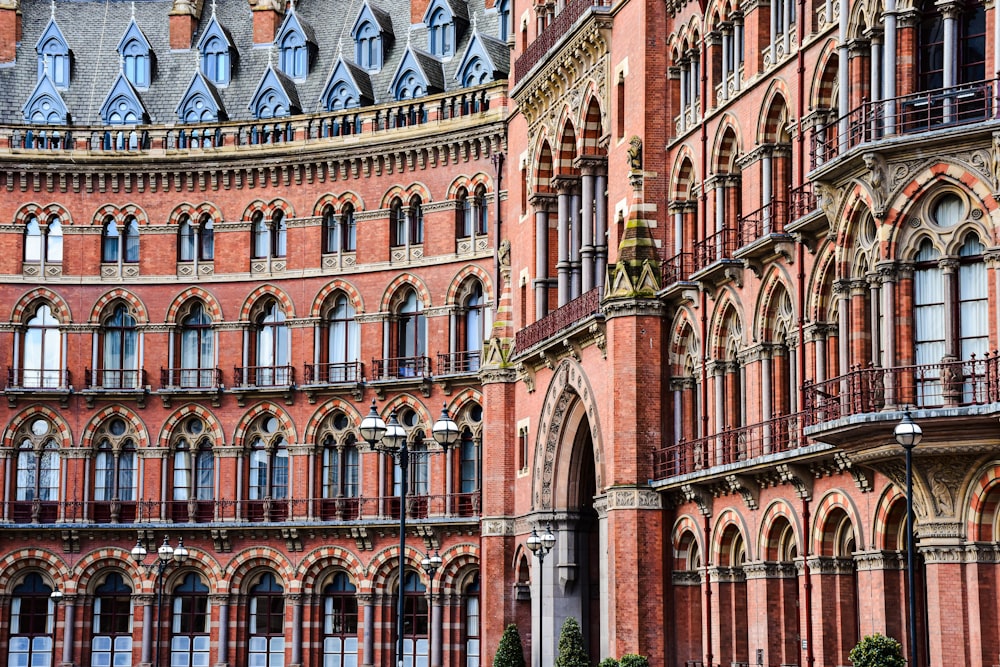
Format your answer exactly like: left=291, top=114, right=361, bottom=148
left=171, top=574, right=210, bottom=667
left=254, top=301, right=290, bottom=385
left=102, top=218, right=120, bottom=263
left=23, top=304, right=62, bottom=388
left=179, top=216, right=195, bottom=262
left=15, top=422, right=59, bottom=504
left=123, top=218, right=140, bottom=263
left=102, top=305, right=138, bottom=389
left=394, top=289, right=426, bottom=361
left=459, top=430, right=478, bottom=494
left=249, top=574, right=285, bottom=667
left=91, top=573, right=133, bottom=667
left=8, top=573, right=54, bottom=667
left=329, top=295, right=359, bottom=367
left=399, top=571, right=428, bottom=667
left=323, top=573, right=358, bottom=667
left=247, top=416, right=288, bottom=502
left=46, top=219, right=62, bottom=263
left=179, top=302, right=214, bottom=388
left=24, top=217, right=41, bottom=262
left=958, top=234, right=988, bottom=360
left=464, top=576, right=480, bottom=667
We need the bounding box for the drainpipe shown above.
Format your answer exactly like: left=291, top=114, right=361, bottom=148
left=704, top=513, right=714, bottom=667
left=700, top=20, right=711, bottom=448
left=802, top=497, right=814, bottom=667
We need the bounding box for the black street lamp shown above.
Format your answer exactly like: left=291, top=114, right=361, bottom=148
left=361, top=399, right=459, bottom=667
left=894, top=412, right=923, bottom=667
left=131, top=535, right=189, bottom=667
left=526, top=523, right=556, bottom=667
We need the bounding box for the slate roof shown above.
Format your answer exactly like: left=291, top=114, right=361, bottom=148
left=0, top=0, right=509, bottom=126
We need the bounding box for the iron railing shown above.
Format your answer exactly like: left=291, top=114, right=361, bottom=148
left=515, top=288, right=602, bottom=352
left=653, top=413, right=807, bottom=480
left=437, top=351, right=482, bottom=375
left=788, top=182, right=817, bottom=222
left=160, top=367, right=223, bottom=390
left=234, top=365, right=294, bottom=387
left=6, top=368, right=70, bottom=390
left=0, top=493, right=482, bottom=525
left=692, top=227, right=740, bottom=273
left=812, top=78, right=999, bottom=167
left=513, top=0, right=611, bottom=83
left=661, top=252, right=695, bottom=288
left=738, top=199, right=787, bottom=245
left=372, top=356, right=431, bottom=381
left=84, top=368, right=146, bottom=390
left=803, top=353, right=1000, bottom=425
left=304, top=362, right=364, bottom=384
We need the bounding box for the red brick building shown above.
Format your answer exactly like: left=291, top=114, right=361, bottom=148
left=2, top=0, right=1000, bottom=665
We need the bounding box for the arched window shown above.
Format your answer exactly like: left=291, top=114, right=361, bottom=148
left=45, top=218, right=62, bottom=263
left=249, top=574, right=285, bottom=667
left=391, top=198, right=406, bottom=247
left=323, top=206, right=339, bottom=254
left=341, top=204, right=357, bottom=251
left=322, top=572, right=358, bottom=667
left=322, top=432, right=360, bottom=499
left=199, top=217, right=214, bottom=260
left=24, top=216, right=42, bottom=262
left=178, top=302, right=215, bottom=388
left=91, top=573, right=133, bottom=667
left=179, top=214, right=213, bottom=263
left=497, top=0, right=510, bottom=41
left=252, top=213, right=269, bottom=258
left=399, top=571, right=428, bottom=667
left=12, top=417, right=60, bottom=523
left=460, top=281, right=485, bottom=367
left=456, top=187, right=472, bottom=238
left=391, top=289, right=426, bottom=377
left=178, top=216, right=195, bottom=262
left=427, top=7, right=454, bottom=57
left=958, top=233, right=988, bottom=360
left=93, top=418, right=137, bottom=510
left=464, top=575, right=480, bottom=667
left=355, top=22, right=381, bottom=70
left=170, top=574, right=210, bottom=667
left=474, top=186, right=488, bottom=235
left=250, top=299, right=290, bottom=386
left=395, top=71, right=425, bottom=100
left=38, top=28, right=70, bottom=88
left=102, top=217, right=120, bottom=264
left=99, top=304, right=139, bottom=389
left=409, top=197, right=424, bottom=244
left=327, top=294, right=360, bottom=377
left=121, top=39, right=150, bottom=89
left=252, top=211, right=287, bottom=259
left=22, top=304, right=62, bottom=388
left=202, top=35, right=231, bottom=85
left=279, top=29, right=308, bottom=80
left=246, top=415, right=289, bottom=520
left=171, top=416, right=214, bottom=522
left=8, top=573, right=55, bottom=667
left=104, top=217, right=140, bottom=264
left=458, top=428, right=478, bottom=494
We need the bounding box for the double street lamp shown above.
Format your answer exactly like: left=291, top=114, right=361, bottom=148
left=360, top=399, right=459, bottom=667
left=131, top=535, right=189, bottom=667
left=526, top=524, right=556, bottom=667
left=894, top=412, right=923, bottom=667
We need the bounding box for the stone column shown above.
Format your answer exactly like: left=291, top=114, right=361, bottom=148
left=594, top=165, right=608, bottom=288
left=555, top=177, right=573, bottom=307
left=720, top=24, right=732, bottom=101
left=360, top=594, right=375, bottom=667
left=921, top=537, right=968, bottom=667
left=430, top=586, right=443, bottom=667
left=853, top=551, right=905, bottom=640
left=530, top=194, right=554, bottom=319
left=290, top=594, right=303, bottom=667
left=212, top=594, right=230, bottom=667
left=60, top=594, right=76, bottom=667
left=867, top=272, right=882, bottom=366
left=883, top=0, right=898, bottom=133
left=940, top=258, right=959, bottom=358
left=579, top=163, right=596, bottom=293
left=140, top=594, right=154, bottom=667
left=570, top=187, right=582, bottom=300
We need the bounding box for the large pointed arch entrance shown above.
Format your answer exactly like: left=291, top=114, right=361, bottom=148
left=531, top=359, right=606, bottom=666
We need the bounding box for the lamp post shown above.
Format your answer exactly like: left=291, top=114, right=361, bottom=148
left=421, top=550, right=443, bottom=667
left=131, top=535, right=189, bottom=667
left=894, top=412, right=923, bottom=667
left=360, top=399, right=459, bottom=667
left=526, top=523, right=556, bottom=667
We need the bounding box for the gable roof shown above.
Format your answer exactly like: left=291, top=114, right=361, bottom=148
left=22, top=73, right=69, bottom=124
left=275, top=8, right=317, bottom=46
left=116, top=17, right=152, bottom=53
left=248, top=65, right=302, bottom=115
left=455, top=31, right=508, bottom=82
left=99, top=72, right=149, bottom=123
left=176, top=70, right=226, bottom=121
left=388, top=46, right=444, bottom=95
left=351, top=1, right=394, bottom=38
left=320, top=57, right=375, bottom=107
left=422, top=0, right=469, bottom=25
left=35, top=15, right=68, bottom=53
left=196, top=13, right=235, bottom=51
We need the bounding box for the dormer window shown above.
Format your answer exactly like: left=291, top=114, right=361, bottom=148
left=117, top=19, right=153, bottom=90
left=202, top=35, right=231, bottom=85
left=36, top=19, right=70, bottom=89
left=428, top=6, right=454, bottom=57
left=498, top=0, right=510, bottom=41
left=355, top=21, right=381, bottom=70
left=279, top=30, right=308, bottom=80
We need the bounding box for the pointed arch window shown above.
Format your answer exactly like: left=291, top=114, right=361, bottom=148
left=322, top=572, right=359, bottom=667
left=327, top=81, right=359, bottom=111
left=103, top=217, right=139, bottom=264
left=497, top=0, right=510, bottom=41
left=170, top=574, right=210, bottom=667
left=9, top=573, right=55, bottom=667
left=172, top=419, right=214, bottom=502
left=177, top=302, right=215, bottom=388
left=91, top=573, right=133, bottom=667
left=25, top=215, right=63, bottom=268
left=248, top=299, right=291, bottom=386
left=324, top=204, right=357, bottom=254
left=21, top=304, right=63, bottom=388
left=391, top=198, right=406, bottom=247
left=12, top=417, right=60, bottom=523
left=398, top=571, right=429, bottom=667
left=409, top=196, right=424, bottom=244
left=279, top=30, right=308, bottom=80
left=457, top=187, right=472, bottom=238
left=201, top=35, right=231, bottom=85
left=38, top=34, right=70, bottom=88
left=252, top=211, right=287, bottom=259
left=246, top=415, right=289, bottom=522
left=249, top=574, right=285, bottom=667
left=328, top=294, right=360, bottom=371
left=958, top=233, right=988, bottom=360
left=178, top=215, right=213, bottom=263
left=390, top=289, right=426, bottom=378
left=121, top=39, right=150, bottom=89
left=460, top=281, right=485, bottom=362
left=355, top=21, right=381, bottom=70
left=473, top=186, right=488, bottom=235
left=395, top=71, right=425, bottom=100
left=93, top=418, right=137, bottom=504
left=427, top=6, right=454, bottom=57
left=322, top=433, right=360, bottom=499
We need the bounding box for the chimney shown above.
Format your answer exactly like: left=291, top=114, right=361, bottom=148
left=410, top=0, right=429, bottom=28
left=251, top=0, right=283, bottom=44
left=0, top=0, right=21, bottom=63
left=168, top=0, right=203, bottom=50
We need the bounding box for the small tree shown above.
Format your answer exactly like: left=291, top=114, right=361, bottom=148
left=618, top=655, right=649, bottom=667
left=849, top=634, right=906, bottom=667
left=494, top=624, right=526, bottom=667
left=555, top=618, right=590, bottom=667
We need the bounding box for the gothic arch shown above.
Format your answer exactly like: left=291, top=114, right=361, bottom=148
left=532, top=358, right=606, bottom=510
left=297, top=545, right=367, bottom=593
left=311, top=278, right=364, bottom=317
left=157, top=403, right=226, bottom=449
left=223, top=546, right=295, bottom=593
left=165, top=287, right=224, bottom=323
left=11, top=287, right=72, bottom=323
left=231, top=402, right=297, bottom=447
left=2, top=404, right=72, bottom=449
left=80, top=405, right=148, bottom=450
left=757, top=499, right=803, bottom=561
left=811, top=489, right=865, bottom=556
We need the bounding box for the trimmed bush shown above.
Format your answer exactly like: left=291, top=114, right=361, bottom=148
left=555, top=618, right=590, bottom=667
left=598, top=658, right=619, bottom=667
left=849, top=634, right=906, bottom=667
left=494, top=624, right=526, bottom=667
left=618, top=655, right=649, bottom=667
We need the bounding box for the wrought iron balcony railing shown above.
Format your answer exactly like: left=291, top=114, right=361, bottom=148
left=160, top=367, right=223, bottom=390
left=515, top=288, right=602, bottom=352
left=304, top=361, right=363, bottom=384
left=6, top=368, right=71, bottom=390
left=234, top=365, right=294, bottom=388
left=437, top=350, right=482, bottom=375
left=660, top=252, right=695, bottom=288
left=84, top=368, right=146, bottom=390
left=372, top=356, right=431, bottom=381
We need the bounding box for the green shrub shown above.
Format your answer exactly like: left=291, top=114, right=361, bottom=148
left=494, top=624, right=526, bottom=667
left=618, top=654, right=649, bottom=667
left=848, top=634, right=906, bottom=667
left=598, top=658, right=619, bottom=667
left=555, top=618, right=590, bottom=667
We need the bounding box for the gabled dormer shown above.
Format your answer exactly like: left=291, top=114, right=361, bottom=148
left=176, top=71, right=226, bottom=123
left=388, top=47, right=443, bottom=100
left=249, top=66, right=301, bottom=119
left=22, top=74, right=69, bottom=124
left=196, top=13, right=235, bottom=86
left=35, top=15, right=70, bottom=89
left=100, top=74, right=148, bottom=125
left=320, top=58, right=374, bottom=111
left=351, top=2, right=393, bottom=71
left=455, top=31, right=508, bottom=86
left=117, top=16, right=153, bottom=90
left=423, top=0, right=468, bottom=58
left=496, top=0, right=511, bottom=42
left=275, top=7, right=316, bottom=81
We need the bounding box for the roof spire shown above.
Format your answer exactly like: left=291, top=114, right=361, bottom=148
left=288, top=0, right=295, bottom=13
left=211, top=0, right=217, bottom=16
left=471, top=14, right=477, bottom=32
left=337, top=40, right=343, bottom=59
left=50, top=0, right=56, bottom=19
left=131, top=1, right=135, bottom=20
